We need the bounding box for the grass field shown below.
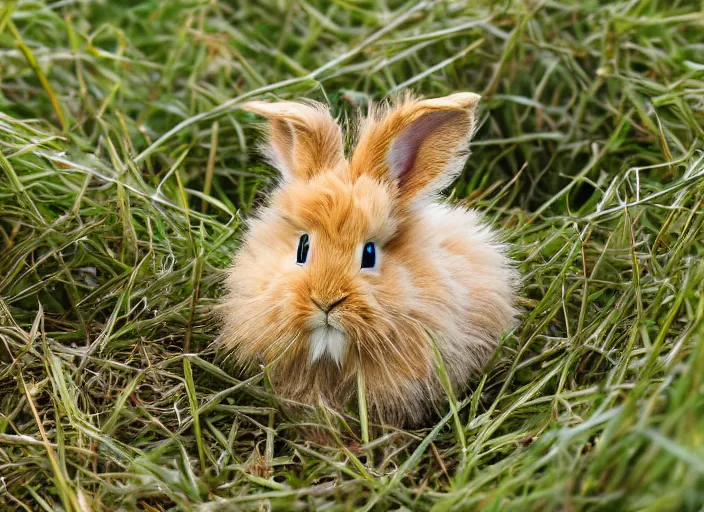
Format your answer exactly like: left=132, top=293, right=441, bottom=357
left=1, top=0, right=704, bottom=510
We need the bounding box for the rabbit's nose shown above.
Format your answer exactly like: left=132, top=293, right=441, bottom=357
left=311, top=294, right=348, bottom=313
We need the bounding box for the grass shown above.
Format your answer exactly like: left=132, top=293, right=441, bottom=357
left=1, top=0, right=703, bottom=510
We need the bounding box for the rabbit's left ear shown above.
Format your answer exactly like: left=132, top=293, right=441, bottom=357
left=351, top=93, right=480, bottom=205
left=243, top=100, right=344, bottom=182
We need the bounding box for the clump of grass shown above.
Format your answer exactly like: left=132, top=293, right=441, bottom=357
left=1, top=1, right=703, bottom=510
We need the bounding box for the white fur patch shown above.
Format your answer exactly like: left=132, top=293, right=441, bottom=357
left=310, top=326, right=346, bottom=366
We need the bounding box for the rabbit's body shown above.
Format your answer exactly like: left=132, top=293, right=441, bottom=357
left=220, top=93, right=517, bottom=426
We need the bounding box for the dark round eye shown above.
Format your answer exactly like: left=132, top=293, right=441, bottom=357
left=296, top=234, right=310, bottom=264
left=361, top=242, right=376, bottom=269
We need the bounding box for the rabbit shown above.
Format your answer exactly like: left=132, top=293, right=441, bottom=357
left=219, top=92, right=518, bottom=427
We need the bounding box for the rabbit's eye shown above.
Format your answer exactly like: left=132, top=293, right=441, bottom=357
left=297, top=234, right=310, bottom=264
left=361, top=242, right=376, bottom=269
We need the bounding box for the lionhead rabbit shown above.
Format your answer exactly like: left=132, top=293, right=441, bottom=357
left=219, top=93, right=517, bottom=426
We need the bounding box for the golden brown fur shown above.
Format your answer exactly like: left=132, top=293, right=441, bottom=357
left=220, top=93, right=517, bottom=426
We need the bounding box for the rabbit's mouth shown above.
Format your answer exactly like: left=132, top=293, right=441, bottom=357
left=309, top=324, right=346, bottom=367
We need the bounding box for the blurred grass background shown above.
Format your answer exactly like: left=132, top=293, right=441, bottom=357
left=1, top=0, right=703, bottom=510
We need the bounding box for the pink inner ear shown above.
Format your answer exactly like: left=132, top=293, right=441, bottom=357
left=269, top=119, right=296, bottom=179
left=387, top=110, right=458, bottom=185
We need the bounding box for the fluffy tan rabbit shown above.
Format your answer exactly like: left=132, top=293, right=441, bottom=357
left=220, top=92, right=517, bottom=426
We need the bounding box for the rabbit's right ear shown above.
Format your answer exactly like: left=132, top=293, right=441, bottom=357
left=350, top=93, right=480, bottom=206
left=243, top=100, right=344, bottom=182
